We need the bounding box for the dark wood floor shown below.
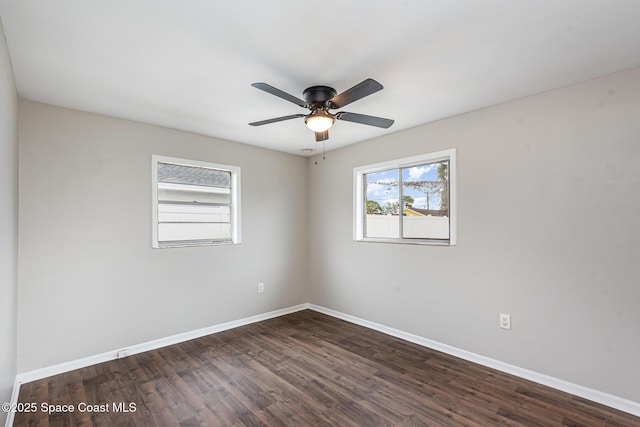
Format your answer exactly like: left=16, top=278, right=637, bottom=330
left=14, top=310, right=640, bottom=426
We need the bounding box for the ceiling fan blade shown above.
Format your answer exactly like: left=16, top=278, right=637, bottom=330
left=315, top=130, right=329, bottom=142
left=328, top=78, right=383, bottom=109
left=251, top=83, right=307, bottom=108
left=249, top=114, right=305, bottom=126
left=335, top=112, right=394, bottom=128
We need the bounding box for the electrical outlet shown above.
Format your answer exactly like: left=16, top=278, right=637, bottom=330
left=117, top=349, right=130, bottom=359
left=499, top=313, right=511, bottom=330
left=258, top=282, right=264, bottom=293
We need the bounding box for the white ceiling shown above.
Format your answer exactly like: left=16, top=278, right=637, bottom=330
left=1, top=1, right=640, bottom=156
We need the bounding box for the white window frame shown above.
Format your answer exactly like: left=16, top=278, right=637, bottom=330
left=151, top=155, right=241, bottom=248
left=353, top=148, right=456, bottom=245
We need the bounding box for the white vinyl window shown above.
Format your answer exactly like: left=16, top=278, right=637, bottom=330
left=354, top=149, right=456, bottom=245
left=152, top=156, right=241, bottom=248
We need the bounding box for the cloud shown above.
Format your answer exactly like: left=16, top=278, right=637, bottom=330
left=412, top=196, right=427, bottom=208
left=367, top=182, right=398, bottom=199
left=406, top=165, right=435, bottom=181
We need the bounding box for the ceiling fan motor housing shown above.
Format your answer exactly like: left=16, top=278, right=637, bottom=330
left=303, top=86, right=337, bottom=105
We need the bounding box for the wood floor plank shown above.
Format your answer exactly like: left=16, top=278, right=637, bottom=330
left=12, top=310, right=640, bottom=426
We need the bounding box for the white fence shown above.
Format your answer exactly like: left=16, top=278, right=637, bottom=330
left=366, top=214, right=449, bottom=239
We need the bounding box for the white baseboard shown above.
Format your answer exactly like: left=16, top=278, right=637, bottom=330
left=15, top=304, right=309, bottom=385
left=11, top=302, right=640, bottom=419
left=307, top=304, right=640, bottom=417
left=4, top=377, right=20, bottom=427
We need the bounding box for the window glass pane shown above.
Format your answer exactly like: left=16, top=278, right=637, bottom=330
left=401, top=161, right=449, bottom=239
left=154, top=158, right=237, bottom=247
left=364, top=169, right=399, bottom=238
left=354, top=149, right=455, bottom=245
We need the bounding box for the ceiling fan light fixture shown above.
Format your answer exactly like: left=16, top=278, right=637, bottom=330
left=305, top=111, right=335, bottom=133
left=250, top=79, right=393, bottom=141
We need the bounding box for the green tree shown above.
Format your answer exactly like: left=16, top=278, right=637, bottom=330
left=402, top=195, right=414, bottom=209
left=366, top=199, right=383, bottom=214
left=437, top=162, right=449, bottom=212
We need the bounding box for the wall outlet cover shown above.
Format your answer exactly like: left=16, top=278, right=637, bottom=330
left=500, top=313, right=511, bottom=330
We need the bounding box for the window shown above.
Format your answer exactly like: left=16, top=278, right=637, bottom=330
left=152, top=156, right=241, bottom=248
left=354, top=149, right=456, bottom=245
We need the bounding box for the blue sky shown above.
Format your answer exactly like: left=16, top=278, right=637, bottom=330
left=366, top=163, right=445, bottom=210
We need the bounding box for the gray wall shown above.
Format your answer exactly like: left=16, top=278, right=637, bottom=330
left=0, top=17, right=18, bottom=427
left=308, top=67, right=640, bottom=402
left=18, top=101, right=309, bottom=372
left=14, top=64, right=640, bottom=405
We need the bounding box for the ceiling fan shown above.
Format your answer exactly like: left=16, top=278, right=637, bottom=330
left=249, top=78, right=394, bottom=142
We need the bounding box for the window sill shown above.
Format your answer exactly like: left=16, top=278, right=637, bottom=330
left=154, top=240, right=241, bottom=249
left=355, top=237, right=454, bottom=246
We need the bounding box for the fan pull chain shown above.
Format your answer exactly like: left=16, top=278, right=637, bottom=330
left=314, top=142, right=326, bottom=165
